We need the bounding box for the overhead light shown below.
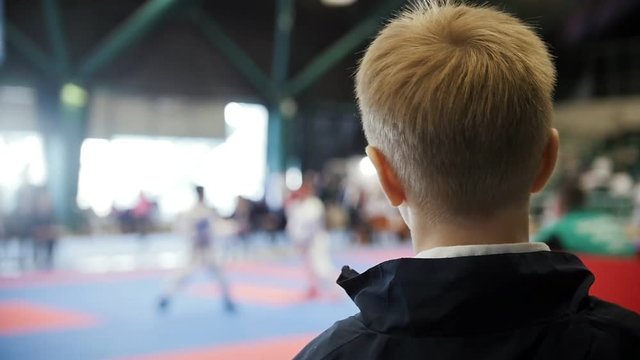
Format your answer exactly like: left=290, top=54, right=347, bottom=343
left=60, top=83, right=88, bottom=107
left=321, top=0, right=357, bottom=7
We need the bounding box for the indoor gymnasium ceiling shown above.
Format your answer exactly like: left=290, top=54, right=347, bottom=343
left=2, top=0, right=639, bottom=103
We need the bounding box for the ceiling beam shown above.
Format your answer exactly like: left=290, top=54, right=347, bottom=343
left=267, top=0, right=295, bottom=173
left=285, top=0, right=403, bottom=97
left=78, top=0, right=190, bottom=81
left=188, top=8, right=274, bottom=100
left=42, top=0, right=69, bottom=78
left=5, top=21, right=56, bottom=78
left=271, top=0, right=294, bottom=93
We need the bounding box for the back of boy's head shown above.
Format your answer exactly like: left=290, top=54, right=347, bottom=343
left=356, top=0, right=556, bottom=219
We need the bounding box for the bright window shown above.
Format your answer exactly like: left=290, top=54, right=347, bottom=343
left=77, top=103, right=268, bottom=219
left=0, top=132, right=47, bottom=210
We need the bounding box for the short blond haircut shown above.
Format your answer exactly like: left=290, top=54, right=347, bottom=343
left=356, top=1, right=556, bottom=219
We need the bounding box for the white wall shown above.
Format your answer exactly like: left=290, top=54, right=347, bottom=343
left=0, top=86, right=38, bottom=131
left=88, top=90, right=227, bottom=139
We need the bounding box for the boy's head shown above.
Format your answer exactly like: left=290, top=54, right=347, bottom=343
left=356, top=0, right=558, bottom=221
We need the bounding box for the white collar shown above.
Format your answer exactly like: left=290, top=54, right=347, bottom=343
left=415, top=242, right=550, bottom=259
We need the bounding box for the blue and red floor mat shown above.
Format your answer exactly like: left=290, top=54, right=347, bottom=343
left=0, top=246, right=638, bottom=359
left=0, top=247, right=409, bottom=360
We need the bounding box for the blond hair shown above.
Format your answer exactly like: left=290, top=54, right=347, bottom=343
left=356, top=1, right=556, bottom=219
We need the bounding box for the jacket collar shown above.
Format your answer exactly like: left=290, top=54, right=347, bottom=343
left=415, top=242, right=550, bottom=258
left=337, top=251, right=593, bottom=336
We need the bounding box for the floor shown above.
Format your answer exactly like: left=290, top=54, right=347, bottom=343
left=0, top=233, right=638, bottom=360
left=0, top=233, right=410, bottom=360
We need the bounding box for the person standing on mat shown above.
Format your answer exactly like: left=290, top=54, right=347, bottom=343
left=158, top=185, right=235, bottom=312
left=286, top=181, right=335, bottom=299
left=295, top=1, right=640, bottom=359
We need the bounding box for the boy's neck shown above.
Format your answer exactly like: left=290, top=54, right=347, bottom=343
left=410, top=205, right=531, bottom=254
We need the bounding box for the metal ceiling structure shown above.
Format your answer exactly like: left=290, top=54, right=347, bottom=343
left=1, top=0, right=639, bottom=226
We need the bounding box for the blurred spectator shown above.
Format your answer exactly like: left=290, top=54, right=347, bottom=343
left=11, top=181, right=36, bottom=269
left=632, top=183, right=640, bottom=246
left=232, top=196, right=252, bottom=243
left=112, top=206, right=135, bottom=234
left=31, top=188, right=57, bottom=271
left=344, top=183, right=370, bottom=244
left=609, top=172, right=634, bottom=197
left=581, top=156, right=613, bottom=191
left=132, top=191, right=154, bottom=237
left=111, top=193, right=157, bottom=236
left=0, top=189, right=6, bottom=254
left=243, top=198, right=286, bottom=243
left=534, top=181, right=636, bottom=256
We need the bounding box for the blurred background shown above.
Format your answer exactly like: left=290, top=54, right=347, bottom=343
left=0, top=0, right=639, bottom=359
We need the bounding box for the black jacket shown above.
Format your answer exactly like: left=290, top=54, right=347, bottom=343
left=295, top=251, right=640, bottom=359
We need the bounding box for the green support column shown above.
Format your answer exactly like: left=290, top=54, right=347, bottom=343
left=268, top=0, right=295, bottom=174
left=38, top=83, right=88, bottom=229
left=267, top=107, right=284, bottom=173
left=37, top=85, right=63, bottom=223
left=59, top=83, right=89, bottom=229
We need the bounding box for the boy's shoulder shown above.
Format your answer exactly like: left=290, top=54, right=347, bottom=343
left=584, top=297, right=640, bottom=358
left=586, top=296, right=640, bottom=334
left=293, top=296, right=640, bottom=360
left=294, top=315, right=369, bottom=360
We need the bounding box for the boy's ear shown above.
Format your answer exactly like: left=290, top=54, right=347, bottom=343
left=366, top=146, right=407, bottom=207
left=531, top=128, right=560, bottom=194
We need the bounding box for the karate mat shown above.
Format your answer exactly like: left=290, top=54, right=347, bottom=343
left=0, top=245, right=637, bottom=360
